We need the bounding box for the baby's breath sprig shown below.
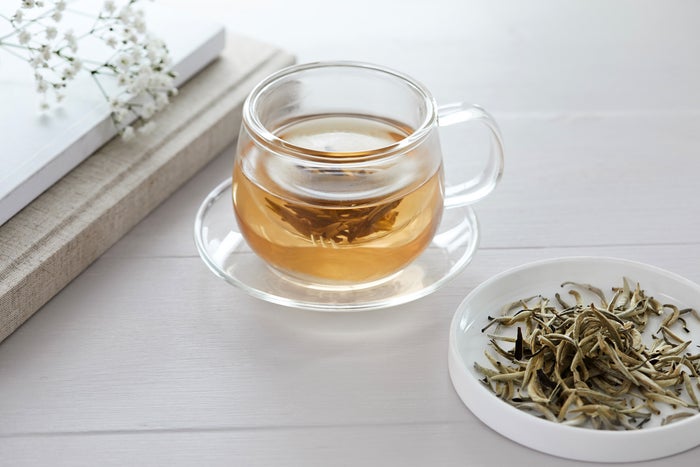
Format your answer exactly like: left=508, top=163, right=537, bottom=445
left=0, top=0, right=177, bottom=140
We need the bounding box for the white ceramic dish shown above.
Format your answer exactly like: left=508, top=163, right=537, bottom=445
left=448, top=257, right=700, bottom=463
left=194, top=178, right=479, bottom=311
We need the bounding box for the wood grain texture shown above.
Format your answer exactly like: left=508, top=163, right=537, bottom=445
left=1, top=0, right=700, bottom=465
left=4, top=422, right=700, bottom=467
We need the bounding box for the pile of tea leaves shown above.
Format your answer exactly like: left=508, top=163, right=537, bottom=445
left=266, top=197, right=400, bottom=244
left=475, top=279, right=700, bottom=430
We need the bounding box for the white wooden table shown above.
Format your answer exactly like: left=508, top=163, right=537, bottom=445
left=2, top=1, right=700, bottom=465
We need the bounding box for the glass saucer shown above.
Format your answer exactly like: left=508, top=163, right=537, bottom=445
left=194, top=178, right=479, bottom=311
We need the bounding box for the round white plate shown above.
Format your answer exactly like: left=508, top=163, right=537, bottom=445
left=194, top=178, right=480, bottom=311
left=448, top=257, right=700, bottom=463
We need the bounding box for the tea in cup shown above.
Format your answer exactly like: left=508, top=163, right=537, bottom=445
left=233, top=62, right=503, bottom=289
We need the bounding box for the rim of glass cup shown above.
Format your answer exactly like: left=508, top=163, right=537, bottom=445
left=242, top=61, right=439, bottom=163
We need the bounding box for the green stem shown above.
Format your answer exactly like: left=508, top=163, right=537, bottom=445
left=89, top=70, right=110, bottom=100
left=77, top=21, right=114, bottom=41
left=0, top=43, right=29, bottom=61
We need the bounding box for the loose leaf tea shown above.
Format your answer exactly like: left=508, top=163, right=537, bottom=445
left=266, top=197, right=401, bottom=244
left=475, top=279, right=700, bottom=430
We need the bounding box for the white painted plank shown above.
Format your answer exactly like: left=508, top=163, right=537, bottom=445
left=163, top=0, right=700, bottom=114
left=1, top=245, right=698, bottom=436
left=2, top=421, right=698, bottom=467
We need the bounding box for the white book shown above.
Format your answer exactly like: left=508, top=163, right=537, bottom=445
left=0, top=1, right=225, bottom=225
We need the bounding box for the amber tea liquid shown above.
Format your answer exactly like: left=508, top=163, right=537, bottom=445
left=233, top=115, right=444, bottom=285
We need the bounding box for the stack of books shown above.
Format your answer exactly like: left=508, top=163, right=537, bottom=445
left=0, top=3, right=294, bottom=342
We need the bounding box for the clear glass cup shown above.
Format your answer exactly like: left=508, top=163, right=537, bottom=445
left=232, top=61, right=504, bottom=290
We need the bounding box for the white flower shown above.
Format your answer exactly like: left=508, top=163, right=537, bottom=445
left=18, top=29, right=31, bottom=45
left=154, top=92, right=169, bottom=110
left=140, top=102, right=155, bottom=119
left=145, top=47, right=159, bottom=62
left=105, top=36, right=118, bottom=48
left=104, top=0, right=117, bottom=14
left=46, top=26, right=58, bottom=40
left=64, top=29, right=77, bottom=52
left=22, top=0, right=36, bottom=8
left=134, top=18, right=146, bottom=34
left=13, top=9, right=24, bottom=23
left=116, top=53, right=132, bottom=70
left=119, top=6, right=134, bottom=22
left=131, top=47, right=142, bottom=63
left=121, top=125, right=135, bottom=141
left=128, top=74, right=147, bottom=94
left=62, top=66, right=75, bottom=79
left=146, top=74, right=161, bottom=88
left=51, top=11, right=62, bottom=22
left=117, top=73, right=130, bottom=86
left=113, top=106, right=128, bottom=122
left=110, top=98, right=124, bottom=111
left=146, top=37, right=164, bottom=49
left=71, top=58, right=82, bottom=73
left=55, top=0, right=66, bottom=11
left=138, top=120, right=156, bottom=135
left=30, top=55, right=44, bottom=68
left=145, top=40, right=168, bottom=62
left=39, top=44, right=51, bottom=61
left=36, top=78, right=48, bottom=93
left=163, top=73, right=175, bottom=88
left=39, top=101, right=50, bottom=111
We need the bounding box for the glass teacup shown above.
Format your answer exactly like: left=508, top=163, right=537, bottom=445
left=233, top=62, right=503, bottom=289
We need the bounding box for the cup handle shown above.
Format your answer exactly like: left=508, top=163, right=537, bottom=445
left=438, top=103, right=505, bottom=208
